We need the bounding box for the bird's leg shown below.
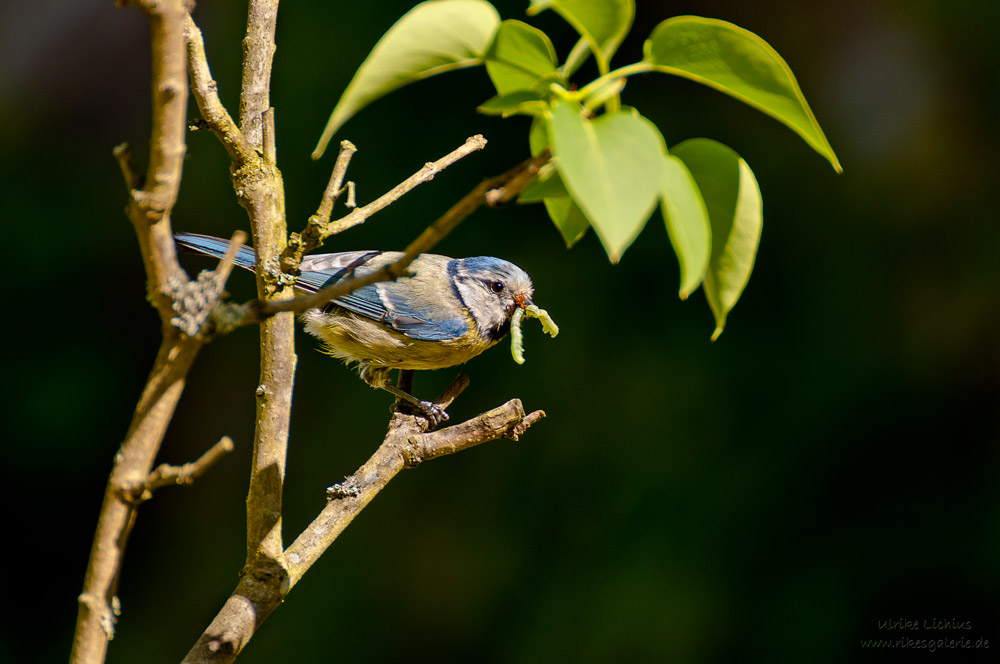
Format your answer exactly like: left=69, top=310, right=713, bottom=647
left=362, top=366, right=449, bottom=426
left=383, top=384, right=449, bottom=427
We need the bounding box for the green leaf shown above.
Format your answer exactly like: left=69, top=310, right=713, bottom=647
left=485, top=20, right=560, bottom=95
left=517, top=111, right=590, bottom=249
left=548, top=101, right=665, bottom=262
left=528, top=0, right=634, bottom=73
left=519, top=168, right=568, bottom=202
left=478, top=90, right=547, bottom=117
left=661, top=155, right=711, bottom=299
left=671, top=139, right=762, bottom=339
left=528, top=113, right=550, bottom=156
left=521, top=116, right=566, bottom=200
left=544, top=196, right=591, bottom=247
left=524, top=115, right=586, bottom=246
left=313, top=0, right=500, bottom=159
left=560, top=37, right=593, bottom=78
left=644, top=16, right=841, bottom=172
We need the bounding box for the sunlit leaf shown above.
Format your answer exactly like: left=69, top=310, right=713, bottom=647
left=544, top=196, right=591, bottom=247
left=485, top=20, right=560, bottom=94
left=523, top=114, right=590, bottom=246
left=528, top=0, right=634, bottom=72
left=548, top=101, right=665, bottom=262
left=661, top=155, right=711, bottom=299
left=520, top=116, right=566, bottom=201
left=478, top=90, right=547, bottom=117
left=560, top=37, right=593, bottom=77
left=528, top=113, right=550, bottom=156
left=671, top=139, right=762, bottom=339
left=313, top=0, right=500, bottom=159
left=644, top=16, right=841, bottom=172
left=519, top=168, right=568, bottom=201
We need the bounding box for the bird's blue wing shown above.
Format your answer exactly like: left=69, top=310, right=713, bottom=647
left=373, top=284, right=469, bottom=341
left=298, top=251, right=396, bottom=321
left=175, top=232, right=258, bottom=271
left=298, top=251, right=469, bottom=342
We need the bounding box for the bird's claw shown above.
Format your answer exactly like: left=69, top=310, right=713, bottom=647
left=416, top=400, right=449, bottom=427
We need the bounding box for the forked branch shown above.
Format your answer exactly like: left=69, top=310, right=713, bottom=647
left=182, top=375, right=545, bottom=663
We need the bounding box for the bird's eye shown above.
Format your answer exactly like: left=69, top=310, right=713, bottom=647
left=489, top=280, right=505, bottom=294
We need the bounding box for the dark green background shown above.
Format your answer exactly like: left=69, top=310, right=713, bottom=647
left=4, top=1, right=997, bottom=662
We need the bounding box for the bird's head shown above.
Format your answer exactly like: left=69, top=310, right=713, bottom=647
left=450, top=257, right=534, bottom=342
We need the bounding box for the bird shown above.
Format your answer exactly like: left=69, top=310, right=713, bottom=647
left=174, top=232, right=535, bottom=425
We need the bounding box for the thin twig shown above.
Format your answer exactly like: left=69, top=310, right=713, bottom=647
left=433, top=372, right=471, bottom=411
left=139, top=437, right=236, bottom=495
left=248, top=148, right=550, bottom=322
left=485, top=148, right=550, bottom=206
left=184, top=13, right=255, bottom=166
left=325, top=134, right=488, bottom=237
left=282, top=140, right=358, bottom=271
left=112, top=143, right=141, bottom=191
left=214, top=230, right=247, bottom=285
left=315, top=140, right=356, bottom=222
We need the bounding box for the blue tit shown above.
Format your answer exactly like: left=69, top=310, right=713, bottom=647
left=174, top=233, right=535, bottom=424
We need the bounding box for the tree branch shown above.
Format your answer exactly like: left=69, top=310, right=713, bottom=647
left=322, top=134, right=489, bottom=238
left=315, top=140, right=357, bottom=220
left=137, top=436, right=235, bottom=496
left=188, top=0, right=293, bottom=574
left=71, top=2, right=197, bottom=663
left=184, top=13, right=255, bottom=166
left=112, top=142, right=141, bottom=191
left=239, top=0, right=279, bottom=150
left=281, top=140, right=357, bottom=268
left=404, top=401, right=545, bottom=466
left=231, top=0, right=293, bottom=576
left=182, top=377, right=545, bottom=663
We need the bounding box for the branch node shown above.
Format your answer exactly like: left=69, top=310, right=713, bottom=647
left=113, top=142, right=142, bottom=191
left=326, top=475, right=362, bottom=501
left=169, top=231, right=247, bottom=336
left=77, top=592, right=120, bottom=641
left=159, top=81, right=180, bottom=99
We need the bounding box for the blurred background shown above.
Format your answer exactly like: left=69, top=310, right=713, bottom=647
left=3, top=0, right=997, bottom=661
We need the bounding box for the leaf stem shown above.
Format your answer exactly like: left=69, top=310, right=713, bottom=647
left=576, top=62, right=653, bottom=100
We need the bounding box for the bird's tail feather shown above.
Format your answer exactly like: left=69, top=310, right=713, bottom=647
left=174, top=232, right=257, bottom=272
